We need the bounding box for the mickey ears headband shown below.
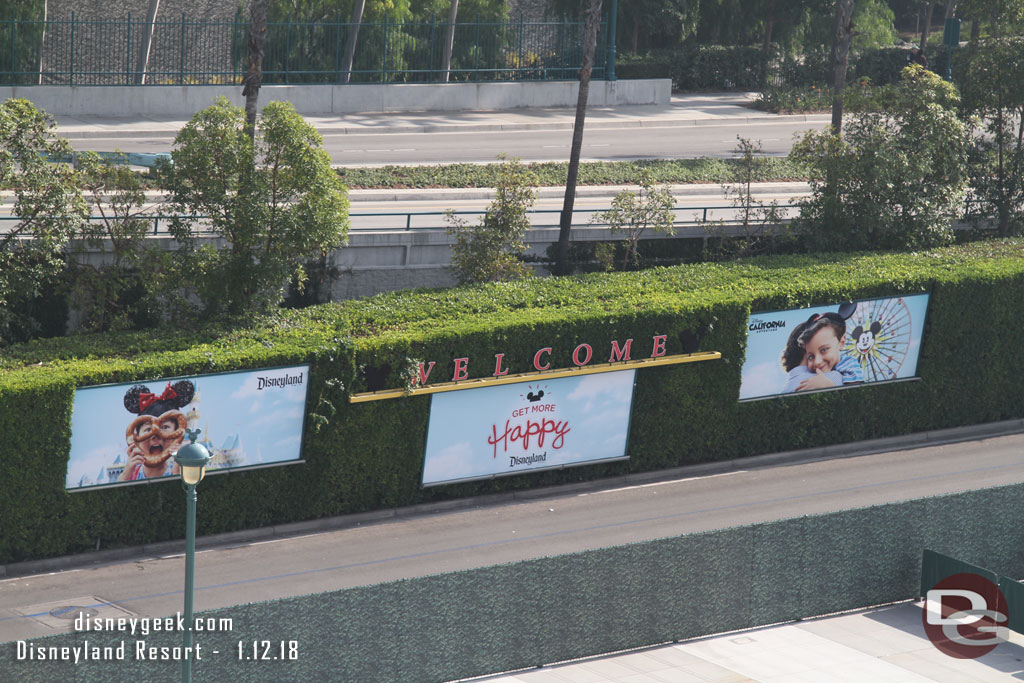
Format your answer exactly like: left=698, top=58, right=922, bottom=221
left=806, top=302, right=856, bottom=325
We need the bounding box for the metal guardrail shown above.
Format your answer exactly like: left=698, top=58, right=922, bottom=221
left=0, top=205, right=803, bottom=236
left=0, top=15, right=608, bottom=86
left=1, top=202, right=997, bottom=236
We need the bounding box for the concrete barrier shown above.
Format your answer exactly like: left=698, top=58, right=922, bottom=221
left=0, top=79, right=671, bottom=117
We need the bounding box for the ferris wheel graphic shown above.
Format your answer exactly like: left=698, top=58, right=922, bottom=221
left=843, top=298, right=913, bottom=382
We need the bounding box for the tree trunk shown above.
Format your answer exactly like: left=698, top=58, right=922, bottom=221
left=242, top=0, right=269, bottom=142
left=555, top=0, right=602, bottom=276
left=762, top=0, right=775, bottom=53
left=830, top=0, right=855, bottom=135
left=134, top=0, right=161, bottom=84
left=38, top=0, right=48, bottom=84
left=339, top=0, right=366, bottom=84
left=440, top=0, right=459, bottom=83
left=921, top=1, right=935, bottom=54
left=970, top=17, right=980, bottom=42
left=631, top=16, right=638, bottom=53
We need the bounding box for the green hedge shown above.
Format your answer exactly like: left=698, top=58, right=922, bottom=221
left=618, top=45, right=767, bottom=90
left=4, top=241, right=1024, bottom=564
left=616, top=45, right=931, bottom=92
left=335, top=157, right=809, bottom=189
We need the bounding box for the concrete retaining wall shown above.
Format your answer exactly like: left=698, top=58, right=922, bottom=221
left=1, top=79, right=671, bottom=117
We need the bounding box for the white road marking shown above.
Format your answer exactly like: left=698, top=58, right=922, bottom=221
left=581, top=470, right=744, bottom=496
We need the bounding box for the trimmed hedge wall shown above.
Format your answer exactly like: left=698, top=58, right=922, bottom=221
left=617, top=45, right=926, bottom=91
left=4, top=482, right=1024, bottom=682
left=3, top=241, right=1024, bottom=564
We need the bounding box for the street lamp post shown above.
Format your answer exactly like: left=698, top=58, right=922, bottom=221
left=174, top=428, right=211, bottom=683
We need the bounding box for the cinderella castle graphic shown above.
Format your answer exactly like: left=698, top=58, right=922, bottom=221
left=79, top=385, right=262, bottom=487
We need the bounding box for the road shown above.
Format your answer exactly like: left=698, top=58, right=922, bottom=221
left=3, top=426, right=1024, bottom=645
left=1, top=184, right=811, bottom=232
left=69, top=119, right=824, bottom=166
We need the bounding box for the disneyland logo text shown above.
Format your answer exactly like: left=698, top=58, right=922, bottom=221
left=257, top=372, right=304, bottom=391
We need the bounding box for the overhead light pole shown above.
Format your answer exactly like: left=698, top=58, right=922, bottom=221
left=174, top=428, right=211, bottom=683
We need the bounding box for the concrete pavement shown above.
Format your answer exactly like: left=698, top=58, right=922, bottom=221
left=481, top=601, right=1024, bottom=683
left=50, top=92, right=830, bottom=140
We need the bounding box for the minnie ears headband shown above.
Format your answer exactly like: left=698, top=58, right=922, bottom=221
left=124, top=380, right=195, bottom=416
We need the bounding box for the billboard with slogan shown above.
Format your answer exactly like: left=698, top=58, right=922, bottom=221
left=422, top=370, right=637, bottom=486
left=739, top=294, right=929, bottom=401
left=65, top=365, right=310, bottom=491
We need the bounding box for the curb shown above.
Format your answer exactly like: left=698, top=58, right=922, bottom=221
left=3, top=418, right=1021, bottom=579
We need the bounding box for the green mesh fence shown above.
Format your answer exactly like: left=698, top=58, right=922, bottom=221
left=4, top=482, right=1024, bottom=682
left=0, top=15, right=607, bottom=86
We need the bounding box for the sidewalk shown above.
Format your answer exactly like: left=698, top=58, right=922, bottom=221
left=52, top=92, right=831, bottom=139
left=479, top=602, right=1024, bottom=683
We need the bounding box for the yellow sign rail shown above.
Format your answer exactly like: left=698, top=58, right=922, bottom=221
left=348, top=351, right=721, bottom=403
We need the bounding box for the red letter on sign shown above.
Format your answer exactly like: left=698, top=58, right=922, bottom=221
left=572, top=344, right=593, bottom=367
left=651, top=335, right=667, bottom=358
left=493, top=353, right=510, bottom=377
left=609, top=339, right=633, bottom=362
left=534, top=347, right=552, bottom=371
left=453, top=358, right=469, bottom=381
left=417, top=361, right=436, bottom=385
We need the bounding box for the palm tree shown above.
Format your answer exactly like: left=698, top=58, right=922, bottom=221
left=242, top=0, right=269, bottom=141
left=340, top=0, right=367, bottom=84
left=555, top=0, right=603, bottom=275
left=440, top=0, right=460, bottom=83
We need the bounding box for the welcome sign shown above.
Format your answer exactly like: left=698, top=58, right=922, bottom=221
left=421, top=370, right=636, bottom=486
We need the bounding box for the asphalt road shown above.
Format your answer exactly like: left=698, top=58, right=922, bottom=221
left=69, top=119, right=825, bottom=166
left=3, top=427, right=1024, bottom=645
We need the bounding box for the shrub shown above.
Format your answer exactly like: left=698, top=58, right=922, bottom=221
left=593, top=170, right=675, bottom=269
left=164, top=98, right=350, bottom=319
left=444, top=156, right=536, bottom=284
left=790, top=66, right=969, bottom=252
left=0, top=98, right=87, bottom=344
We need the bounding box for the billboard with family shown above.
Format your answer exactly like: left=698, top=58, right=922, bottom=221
left=422, top=370, right=636, bottom=486
left=739, top=294, right=930, bottom=401
left=65, top=365, right=310, bottom=491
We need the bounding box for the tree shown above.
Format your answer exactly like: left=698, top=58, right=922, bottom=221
left=444, top=156, right=536, bottom=284
left=830, top=0, right=855, bottom=134
left=340, top=0, right=367, bottom=83
left=555, top=0, right=602, bottom=276
left=0, top=98, right=87, bottom=344
left=243, top=0, right=270, bottom=141
left=791, top=66, right=969, bottom=252
left=594, top=170, right=675, bottom=270
left=165, top=98, right=350, bottom=318
left=67, top=152, right=160, bottom=332
left=440, top=0, right=458, bottom=82
left=700, top=137, right=786, bottom=258
left=959, top=36, right=1024, bottom=235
